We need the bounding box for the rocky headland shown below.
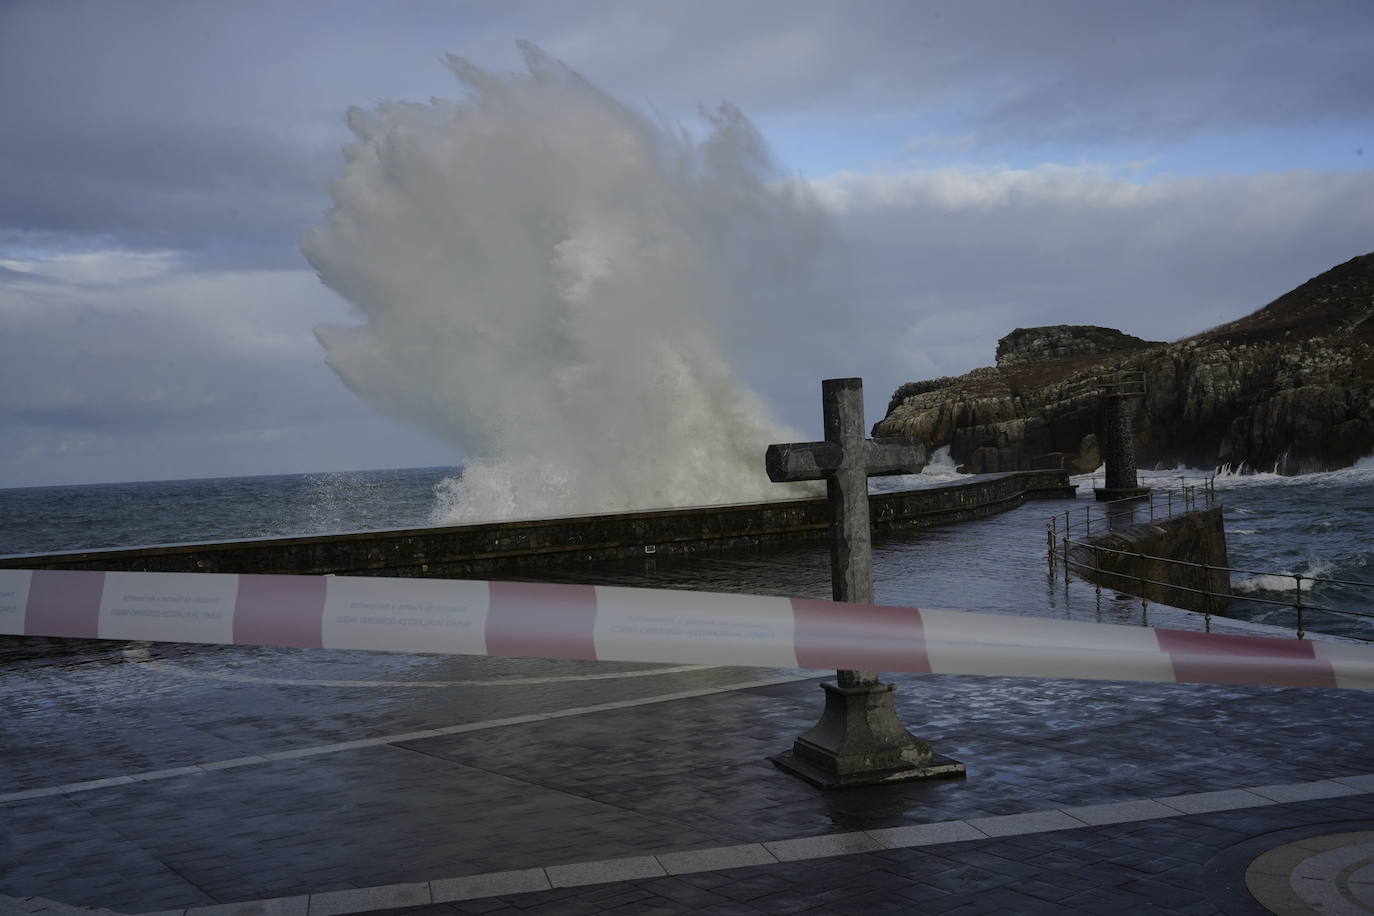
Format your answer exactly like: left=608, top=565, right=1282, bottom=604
left=874, top=252, right=1374, bottom=475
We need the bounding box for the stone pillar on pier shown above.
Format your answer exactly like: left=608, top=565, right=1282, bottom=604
left=1094, top=372, right=1150, bottom=502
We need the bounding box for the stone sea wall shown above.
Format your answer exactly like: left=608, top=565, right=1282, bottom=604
left=1068, top=506, right=1231, bottom=614
left=2, top=471, right=1074, bottom=579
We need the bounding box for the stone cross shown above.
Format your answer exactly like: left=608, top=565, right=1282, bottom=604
left=765, top=377, right=927, bottom=686
left=765, top=378, right=964, bottom=788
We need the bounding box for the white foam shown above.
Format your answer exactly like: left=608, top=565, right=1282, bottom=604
left=303, top=44, right=836, bottom=522
left=870, top=446, right=969, bottom=493
left=1232, top=557, right=1335, bottom=593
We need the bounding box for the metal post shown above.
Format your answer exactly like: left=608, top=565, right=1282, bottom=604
left=1295, top=573, right=1305, bottom=640
left=1138, top=552, right=1148, bottom=623
left=1063, top=531, right=1071, bottom=587
left=1167, top=490, right=1173, bottom=517
left=1202, top=563, right=1212, bottom=632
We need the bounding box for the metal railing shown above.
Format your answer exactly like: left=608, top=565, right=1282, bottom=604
left=1050, top=476, right=1217, bottom=542
left=1046, top=478, right=1374, bottom=643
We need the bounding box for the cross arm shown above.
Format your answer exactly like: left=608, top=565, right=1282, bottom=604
left=765, top=437, right=928, bottom=482
left=865, top=437, right=928, bottom=476
left=765, top=441, right=843, bottom=482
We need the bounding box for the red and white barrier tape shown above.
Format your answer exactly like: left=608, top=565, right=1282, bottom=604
left=1, top=569, right=1370, bottom=690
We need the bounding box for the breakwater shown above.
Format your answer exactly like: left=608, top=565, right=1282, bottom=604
left=1066, top=505, right=1231, bottom=615
left=2, top=471, right=1073, bottom=579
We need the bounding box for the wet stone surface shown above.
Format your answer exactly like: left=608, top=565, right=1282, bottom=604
left=2, top=498, right=1369, bottom=912
left=348, top=798, right=1374, bottom=916
left=2, top=622, right=1373, bottom=913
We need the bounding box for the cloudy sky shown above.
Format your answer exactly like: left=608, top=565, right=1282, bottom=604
left=2, top=0, right=1372, bottom=488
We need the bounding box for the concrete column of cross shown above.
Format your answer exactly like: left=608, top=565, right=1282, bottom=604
left=766, top=378, right=926, bottom=684
left=765, top=378, right=964, bottom=789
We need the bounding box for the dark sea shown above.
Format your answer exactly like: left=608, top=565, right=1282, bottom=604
left=2, top=463, right=1371, bottom=642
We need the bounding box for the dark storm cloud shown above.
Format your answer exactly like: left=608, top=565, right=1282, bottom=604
left=0, top=118, right=331, bottom=266
left=1, top=0, right=1369, bottom=486
left=3, top=0, right=1370, bottom=269
left=539, top=0, right=1374, bottom=144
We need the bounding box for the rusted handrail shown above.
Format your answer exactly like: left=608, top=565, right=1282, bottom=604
left=1046, top=484, right=1373, bottom=642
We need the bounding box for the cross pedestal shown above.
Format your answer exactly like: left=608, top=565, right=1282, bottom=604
left=765, top=378, right=965, bottom=788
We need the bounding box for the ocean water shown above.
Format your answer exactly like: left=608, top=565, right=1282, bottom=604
left=2, top=461, right=1370, bottom=642
left=1193, top=464, right=1374, bottom=639
left=0, top=467, right=455, bottom=557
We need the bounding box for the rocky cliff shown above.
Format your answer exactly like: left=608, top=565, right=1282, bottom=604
left=874, top=252, right=1374, bottom=475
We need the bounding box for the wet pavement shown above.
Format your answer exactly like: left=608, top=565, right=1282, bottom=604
left=3, top=498, right=1372, bottom=914
left=2, top=631, right=1372, bottom=915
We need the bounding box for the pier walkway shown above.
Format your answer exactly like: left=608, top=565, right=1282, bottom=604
left=3, top=497, right=1371, bottom=915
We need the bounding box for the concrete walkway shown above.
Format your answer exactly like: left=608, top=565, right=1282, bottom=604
left=3, top=631, right=1373, bottom=915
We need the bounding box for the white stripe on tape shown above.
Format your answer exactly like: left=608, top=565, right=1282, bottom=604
left=98, top=571, right=238, bottom=644
left=323, top=576, right=489, bottom=655
left=0, top=569, right=31, bottom=636
left=593, top=587, right=797, bottom=668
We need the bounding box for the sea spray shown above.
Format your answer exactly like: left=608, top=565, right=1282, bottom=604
left=303, top=44, right=840, bottom=521
left=870, top=445, right=968, bottom=492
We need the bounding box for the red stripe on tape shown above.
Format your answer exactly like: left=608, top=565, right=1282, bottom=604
left=1157, top=628, right=1337, bottom=689
left=232, top=575, right=325, bottom=648
left=24, top=570, right=105, bottom=638
left=486, top=581, right=597, bottom=661
left=791, top=598, right=930, bottom=673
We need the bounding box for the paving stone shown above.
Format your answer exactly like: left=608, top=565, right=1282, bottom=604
left=931, top=846, right=1046, bottom=882
left=195, top=757, right=269, bottom=772
left=1059, top=799, right=1178, bottom=826
left=186, top=896, right=309, bottom=916
left=761, top=832, right=886, bottom=862
left=68, top=777, right=136, bottom=792
left=1333, top=773, right=1374, bottom=792
left=654, top=844, right=777, bottom=875
left=1155, top=789, right=1271, bottom=814
left=0, top=788, right=68, bottom=802
left=306, top=883, right=430, bottom=916
left=1116, top=876, right=1213, bottom=910
left=965, top=810, right=1086, bottom=837
left=1246, top=780, right=1363, bottom=803
left=6, top=632, right=1374, bottom=915
left=429, top=869, right=550, bottom=903
left=865, top=820, right=985, bottom=849
left=545, top=856, right=666, bottom=888
left=128, top=767, right=204, bottom=783
left=261, top=748, right=336, bottom=762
